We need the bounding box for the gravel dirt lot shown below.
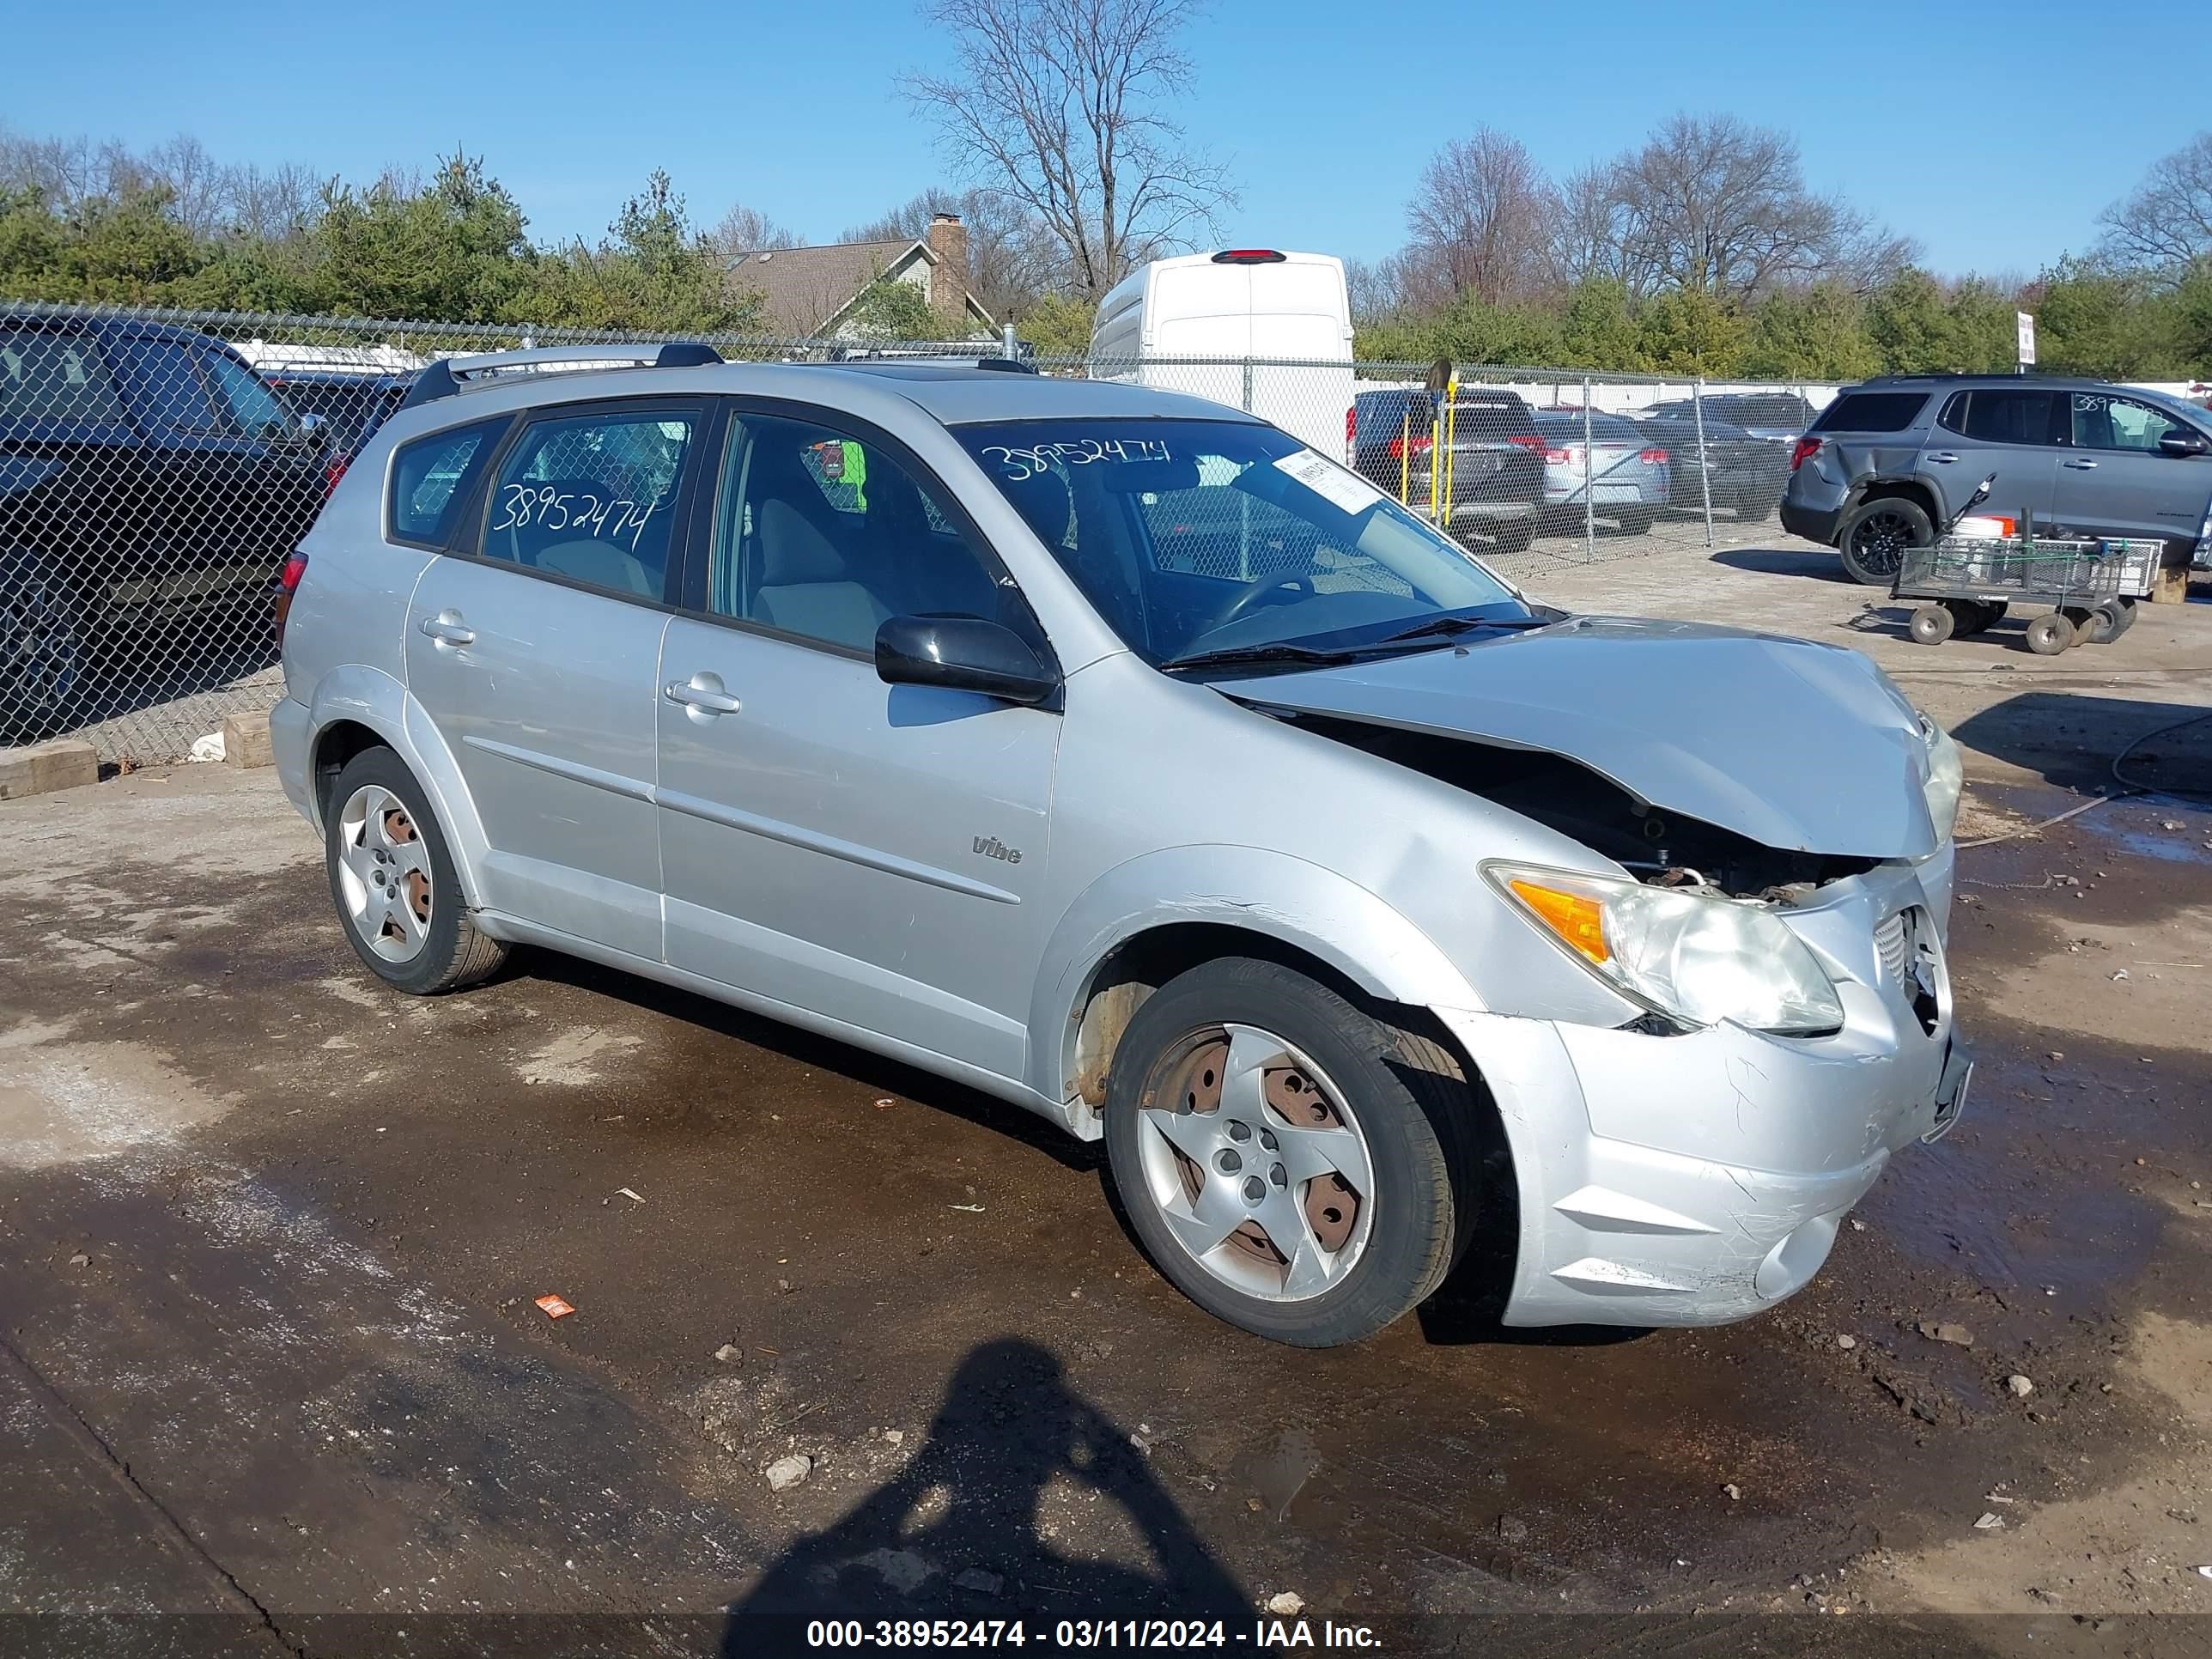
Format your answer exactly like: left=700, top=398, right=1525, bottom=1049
left=3, top=533, right=2209, bottom=1657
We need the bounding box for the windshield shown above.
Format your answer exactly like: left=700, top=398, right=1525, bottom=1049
left=955, top=418, right=1529, bottom=671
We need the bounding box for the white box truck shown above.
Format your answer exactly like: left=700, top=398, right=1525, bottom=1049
left=1089, top=250, right=1356, bottom=459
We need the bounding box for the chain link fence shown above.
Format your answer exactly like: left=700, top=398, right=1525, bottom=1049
left=0, top=301, right=1834, bottom=763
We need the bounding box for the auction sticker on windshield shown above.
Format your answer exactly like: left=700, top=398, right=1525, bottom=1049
left=1273, top=448, right=1385, bottom=517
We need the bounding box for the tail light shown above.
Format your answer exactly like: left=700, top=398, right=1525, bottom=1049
left=1385, top=434, right=1434, bottom=460
left=323, top=452, right=351, bottom=496
left=274, top=551, right=308, bottom=650
left=1211, top=249, right=1287, bottom=264
left=1639, top=447, right=1668, bottom=465
left=1790, top=437, right=1822, bottom=471
left=1509, top=435, right=1574, bottom=465
left=1346, top=406, right=1358, bottom=443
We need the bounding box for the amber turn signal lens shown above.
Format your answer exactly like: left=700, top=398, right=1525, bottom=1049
left=1509, top=879, right=1610, bottom=963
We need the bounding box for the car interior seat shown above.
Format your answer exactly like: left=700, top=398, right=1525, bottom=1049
left=746, top=442, right=890, bottom=649
left=501, top=477, right=659, bottom=598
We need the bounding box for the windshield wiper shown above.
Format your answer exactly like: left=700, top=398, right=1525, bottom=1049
left=1371, top=612, right=1549, bottom=647
left=1159, top=641, right=1361, bottom=675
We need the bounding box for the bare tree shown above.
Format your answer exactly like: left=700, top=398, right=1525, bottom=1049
left=1549, top=162, right=1635, bottom=290
left=2100, top=131, right=2212, bottom=271
left=1404, top=129, right=1557, bottom=305
left=1607, top=114, right=1895, bottom=301
left=902, top=0, right=1237, bottom=298
left=705, top=201, right=802, bottom=258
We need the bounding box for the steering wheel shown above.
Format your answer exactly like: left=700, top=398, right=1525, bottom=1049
left=1207, top=572, right=1315, bottom=631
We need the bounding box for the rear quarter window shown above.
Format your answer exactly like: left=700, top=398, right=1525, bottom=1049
left=1810, top=392, right=1929, bottom=434
left=388, top=416, right=507, bottom=547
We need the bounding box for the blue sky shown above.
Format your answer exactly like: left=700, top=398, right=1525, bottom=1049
left=10, top=0, right=2205, bottom=278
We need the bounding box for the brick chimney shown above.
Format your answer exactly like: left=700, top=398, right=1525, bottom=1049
left=927, top=212, right=969, bottom=327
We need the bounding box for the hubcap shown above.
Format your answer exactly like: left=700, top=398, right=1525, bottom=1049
left=1135, top=1024, right=1376, bottom=1303
left=335, top=784, right=432, bottom=963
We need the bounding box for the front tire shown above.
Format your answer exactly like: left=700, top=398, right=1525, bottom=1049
left=0, top=548, right=87, bottom=743
left=325, top=748, right=508, bottom=994
left=1838, top=496, right=1934, bottom=586
left=1104, top=958, right=1469, bottom=1347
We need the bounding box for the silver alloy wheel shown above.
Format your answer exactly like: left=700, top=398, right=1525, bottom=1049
left=1134, top=1023, right=1377, bottom=1302
left=334, top=784, right=433, bottom=963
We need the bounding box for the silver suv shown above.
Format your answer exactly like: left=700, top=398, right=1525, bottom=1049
left=1783, top=374, right=2212, bottom=584
left=273, top=344, right=1972, bottom=1347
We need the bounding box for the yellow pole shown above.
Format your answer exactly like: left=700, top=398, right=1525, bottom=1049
left=1429, top=397, right=1441, bottom=523
left=1443, top=379, right=1458, bottom=530
left=1399, top=408, right=1410, bottom=503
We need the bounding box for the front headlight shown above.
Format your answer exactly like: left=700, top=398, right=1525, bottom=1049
left=1486, top=862, right=1844, bottom=1036
left=1920, top=715, right=1962, bottom=842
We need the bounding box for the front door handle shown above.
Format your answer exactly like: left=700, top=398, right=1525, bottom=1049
left=1924, top=452, right=1959, bottom=463
left=418, top=612, right=476, bottom=647
left=664, top=674, right=742, bottom=716
left=2063, top=458, right=2100, bottom=470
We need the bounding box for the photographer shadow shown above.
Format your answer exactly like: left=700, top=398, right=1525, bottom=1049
left=721, top=1339, right=1246, bottom=1644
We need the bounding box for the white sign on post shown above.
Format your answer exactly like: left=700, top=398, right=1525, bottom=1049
left=2016, top=311, right=2037, bottom=367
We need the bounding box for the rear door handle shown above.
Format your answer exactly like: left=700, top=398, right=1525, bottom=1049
left=1924, top=452, right=1959, bottom=463
left=2063, top=458, right=2100, bottom=470
left=418, top=613, right=476, bottom=647
left=664, top=674, right=742, bottom=716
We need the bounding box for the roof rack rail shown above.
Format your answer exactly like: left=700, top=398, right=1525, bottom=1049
left=398, top=340, right=724, bottom=411
left=817, top=349, right=1040, bottom=374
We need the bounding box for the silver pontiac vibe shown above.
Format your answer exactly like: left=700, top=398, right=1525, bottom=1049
left=273, top=348, right=1972, bottom=1348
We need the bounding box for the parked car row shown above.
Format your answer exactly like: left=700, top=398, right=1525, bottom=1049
left=0, top=309, right=434, bottom=738
left=1349, top=386, right=1796, bottom=545
left=1782, top=374, right=2212, bottom=584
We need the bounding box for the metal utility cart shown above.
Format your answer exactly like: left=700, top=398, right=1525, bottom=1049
left=1894, top=534, right=2160, bottom=653
left=1892, top=475, right=2162, bottom=654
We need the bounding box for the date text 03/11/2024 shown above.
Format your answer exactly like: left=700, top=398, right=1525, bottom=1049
left=803, top=1618, right=1384, bottom=1649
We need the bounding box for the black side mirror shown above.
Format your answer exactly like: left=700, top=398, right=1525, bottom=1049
left=2157, top=430, right=2210, bottom=458
left=875, top=615, right=1059, bottom=706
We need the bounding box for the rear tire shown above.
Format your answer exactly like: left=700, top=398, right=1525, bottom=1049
left=1735, top=495, right=1778, bottom=523
left=1838, top=496, right=1934, bottom=586
left=2024, top=612, right=2075, bottom=656
left=1103, top=958, right=1470, bottom=1348
left=1613, top=507, right=1659, bottom=536
left=1487, top=519, right=1535, bottom=555
left=325, top=748, right=508, bottom=995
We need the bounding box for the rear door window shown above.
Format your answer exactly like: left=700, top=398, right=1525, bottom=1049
left=1942, top=389, right=2062, bottom=446
left=0, top=329, right=131, bottom=427
left=389, top=416, right=507, bottom=548
left=477, top=407, right=699, bottom=602
left=1811, top=392, right=1929, bottom=434
left=117, top=337, right=224, bottom=433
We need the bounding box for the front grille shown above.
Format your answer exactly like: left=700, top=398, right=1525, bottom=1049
left=1874, top=912, right=1911, bottom=984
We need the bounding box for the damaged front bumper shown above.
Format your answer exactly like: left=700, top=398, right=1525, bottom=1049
left=1438, top=851, right=1967, bottom=1328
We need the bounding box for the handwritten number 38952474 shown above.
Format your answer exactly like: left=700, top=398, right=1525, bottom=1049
left=491, top=483, right=659, bottom=550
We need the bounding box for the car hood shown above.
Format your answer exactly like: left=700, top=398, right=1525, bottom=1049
left=1225, top=616, right=1938, bottom=859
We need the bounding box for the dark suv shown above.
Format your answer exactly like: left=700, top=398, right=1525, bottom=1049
left=1351, top=387, right=1542, bottom=552
left=1782, top=374, right=2212, bottom=584
left=1, top=311, right=329, bottom=736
